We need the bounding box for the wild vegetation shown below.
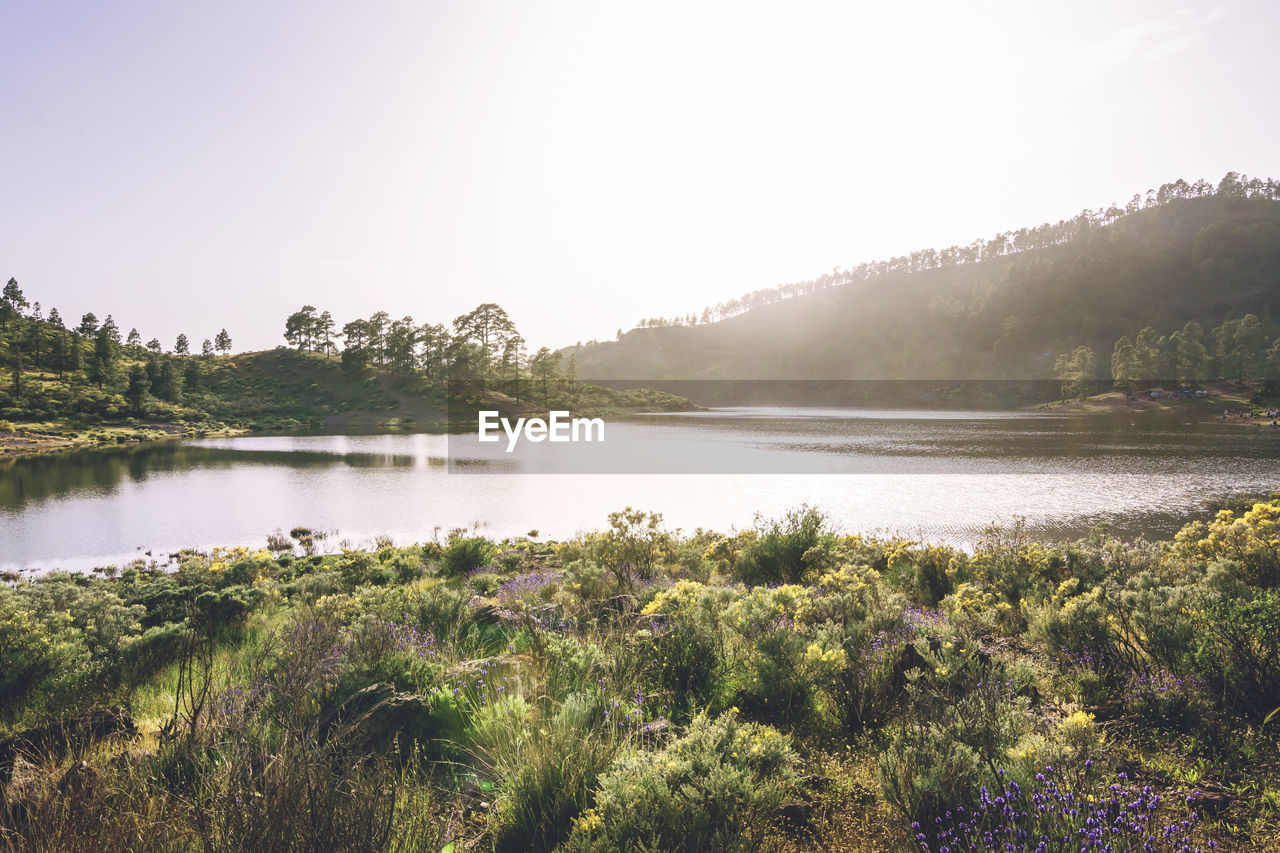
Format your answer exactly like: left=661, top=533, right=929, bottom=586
left=3, top=502, right=1279, bottom=851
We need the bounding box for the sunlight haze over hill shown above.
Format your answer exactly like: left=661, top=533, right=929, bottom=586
left=2, top=1, right=1276, bottom=352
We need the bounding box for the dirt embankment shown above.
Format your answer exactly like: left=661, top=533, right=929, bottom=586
left=1038, top=380, right=1275, bottom=423
left=0, top=423, right=242, bottom=462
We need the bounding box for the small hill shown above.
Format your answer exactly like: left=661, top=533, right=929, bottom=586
left=569, top=193, right=1280, bottom=381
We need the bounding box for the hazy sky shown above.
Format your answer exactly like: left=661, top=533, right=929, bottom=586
left=2, top=1, right=1276, bottom=353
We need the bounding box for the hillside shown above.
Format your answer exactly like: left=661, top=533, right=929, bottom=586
left=569, top=193, right=1280, bottom=383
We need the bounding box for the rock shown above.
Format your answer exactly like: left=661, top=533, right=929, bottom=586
left=0, top=707, right=135, bottom=781
left=639, top=718, right=671, bottom=744
left=1088, top=699, right=1125, bottom=721
left=601, top=594, right=638, bottom=614
left=893, top=643, right=930, bottom=687
left=778, top=801, right=812, bottom=826
left=109, top=748, right=155, bottom=771
left=316, top=682, right=458, bottom=764
left=4, top=756, right=47, bottom=800
left=1187, top=783, right=1236, bottom=817
left=589, top=594, right=639, bottom=625
left=1016, top=683, right=1042, bottom=706
left=471, top=603, right=510, bottom=626
left=637, top=613, right=669, bottom=631
left=56, top=760, right=100, bottom=800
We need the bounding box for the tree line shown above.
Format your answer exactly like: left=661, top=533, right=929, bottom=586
left=634, top=171, right=1280, bottom=331
left=1110, top=315, right=1276, bottom=390
left=1051, top=313, right=1279, bottom=398
left=1, top=277, right=233, bottom=411
left=282, top=302, right=578, bottom=403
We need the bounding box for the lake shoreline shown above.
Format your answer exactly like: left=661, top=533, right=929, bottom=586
left=1033, top=378, right=1277, bottom=423
left=0, top=422, right=248, bottom=463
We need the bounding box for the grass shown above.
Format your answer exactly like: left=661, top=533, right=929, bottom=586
left=5, top=506, right=1280, bottom=850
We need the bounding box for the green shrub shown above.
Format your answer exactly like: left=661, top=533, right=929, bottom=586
left=886, top=542, right=963, bottom=606
left=542, top=634, right=608, bottom=700
left=733, top=505, right=831, bottom=586
left=483, top=692, right=625, bottom=853
left=564, top=710, right=798, bottom=852
left=1195, top=587, right=1280, bottom=718
left=560, top=559, right=615, bottom=602
left=878, top=661, right=1035, bottom=828
left=441, top=535, right=496, bottom=577
left=338, top=550, right=379, bottom=586
left=572, top=508, right=671, bottom=590
left=642, top=608, right=727, bottom=717
left=469, top=571, right=504, bottom=595
left=964, top=519, right=1055, bottom=628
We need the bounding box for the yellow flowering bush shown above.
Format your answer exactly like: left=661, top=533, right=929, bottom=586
left=725, top=583, right=810, bottom=635
left=641, top=579, right=740, bottom=619
left=886, top=541, right=966, bottom=606
left=943, top=582, right=1016, bottom=635
left=1058, top=709, right=1101, bottom=755
left=1179, top=501, right=1280, bottom=587
left=803, top=640, right=848, bottom=678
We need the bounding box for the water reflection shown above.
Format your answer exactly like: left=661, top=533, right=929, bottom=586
left=0, top=441, right=417, bottom=510
left=1, top=409, right=1278, bottom=573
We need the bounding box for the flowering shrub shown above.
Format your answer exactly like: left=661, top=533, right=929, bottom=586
left=827, top=624, right=913, bottom=732
left=886, top=541, right=966, bottom=606
left=915, top=768, right=1211, bottom=853
left=642, top=605, right=729, bottom=716
left=1178, top=500, right=1280, bottom=587
left=1124, top=670, right=1214, bottom=730
left=944, top=582, right=1016, bottom=636
left=968, top=521, right=1054, bottom=615
left=725, top=585, right=831, bottom=722
left=567, top=508, right=672, bottom=590
left=493, top=569, right=561, bottom=609
left=880, top=668, right=1036, bottom=827
left=642, top=579, right=740, bottom=619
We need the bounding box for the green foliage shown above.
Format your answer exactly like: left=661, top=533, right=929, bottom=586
left=1053, top=344, right=1096, bottom=399
left=732, top=505, right=832, bottom=586
left=440, top=534, right=496, bottom=577
left=0, top=574, right=145, bottom=715
left=573, top=507, right=671, bottom=591
left=1180, top=500, right=1280, bottom=587
left=878, top=663, right=1036, bottom=828
left=564, top=711, right=799, bottom=852
left=482, top=692, right=625, bottom=853
left=1195, top=587, right=1280, bottom=718
left=11, top=505, right=1280, bottom=850
left=639, top=582, right=735, bottom=717
left=885, top=542, right=963, bottom=606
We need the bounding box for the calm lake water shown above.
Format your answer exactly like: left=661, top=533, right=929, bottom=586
left=3, top=407, right=1279, bottom=573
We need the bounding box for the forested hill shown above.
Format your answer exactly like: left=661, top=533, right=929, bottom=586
left=568, top=188, right=1280, bottom=381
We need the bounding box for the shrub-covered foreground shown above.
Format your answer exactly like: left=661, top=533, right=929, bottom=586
left=2, top=504, right=1280, bottom=851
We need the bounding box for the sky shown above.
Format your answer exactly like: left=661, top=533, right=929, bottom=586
left=1, top=1, right=1277, bottom=353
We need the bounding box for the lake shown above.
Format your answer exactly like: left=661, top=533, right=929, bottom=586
left=3, top=407, right=1279, bottom=573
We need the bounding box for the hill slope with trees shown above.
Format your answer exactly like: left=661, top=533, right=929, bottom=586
left=569, top=174, right=1280, bottom=386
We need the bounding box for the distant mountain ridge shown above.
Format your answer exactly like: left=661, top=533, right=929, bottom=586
left=568, top=181, right=1280, bottom=382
